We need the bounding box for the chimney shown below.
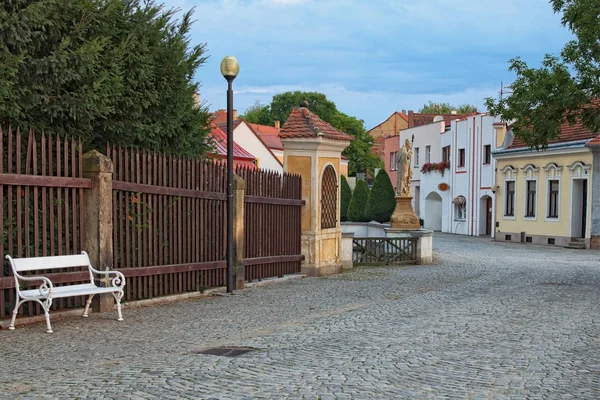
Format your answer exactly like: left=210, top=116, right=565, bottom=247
left=233, top=110, right=238, bottom=120
left=401, top=109, right=406, bottom=115
left=451, top=110, right=457, bottom=115
left=193, top=92, right=201, bottom=109
left=274, top=120, right=280, bottom=129
left=408, top=110, right=414, bottom=128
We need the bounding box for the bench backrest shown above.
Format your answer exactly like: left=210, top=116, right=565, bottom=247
left=7, top=253, right=91, bottom=273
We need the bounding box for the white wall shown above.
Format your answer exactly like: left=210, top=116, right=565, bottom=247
left=233, top=122, right=283, bottom=173
left=417, top=115, right=501, bottom=236
left=399, top=121, right=445, bottom=185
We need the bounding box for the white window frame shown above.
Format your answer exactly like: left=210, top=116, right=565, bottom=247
left=390, top=152, right=396, bottom=171
left=544, top=163, right=562, bottom=222
left=425, top=145, right=431, bottom=163
left=501, top=165, right=517, bottom=220
left=454, top=203, right=466, bottom=221
left=414, top=148, right=419, bottom=167
left=521, top=164, right=538, bottom=221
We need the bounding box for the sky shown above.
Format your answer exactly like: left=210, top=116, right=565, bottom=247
left=162, top=0, right=573, bottom=129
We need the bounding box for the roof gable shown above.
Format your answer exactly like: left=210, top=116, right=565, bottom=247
left=279, top=106, right=353, bottom=141
left=209, top=124, right=256, bottom=160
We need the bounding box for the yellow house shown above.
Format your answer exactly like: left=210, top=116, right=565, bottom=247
left=493, top=121, right=596, bottom=249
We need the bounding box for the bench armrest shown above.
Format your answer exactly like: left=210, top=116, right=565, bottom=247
left=14, top=272, right=54, bottom=297
left=88, top=266, right=126, bottom=289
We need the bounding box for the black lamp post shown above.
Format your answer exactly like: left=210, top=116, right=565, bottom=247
left=220, top=56, right=240, bottom=294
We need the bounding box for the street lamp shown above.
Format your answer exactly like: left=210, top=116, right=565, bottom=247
left=221, top=56, right=239, bottom=294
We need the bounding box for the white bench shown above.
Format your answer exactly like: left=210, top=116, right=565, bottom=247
left=5, top=252, right=125, bottom=333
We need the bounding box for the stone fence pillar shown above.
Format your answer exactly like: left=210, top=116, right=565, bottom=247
left=233, top=175, right=245, bottom=289
left=82, top=150, right=114, bottom=313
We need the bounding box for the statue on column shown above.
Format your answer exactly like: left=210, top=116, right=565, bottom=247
left=391, top=135, right=420, bottom=229
left=396, top=138, right=413, bottom=197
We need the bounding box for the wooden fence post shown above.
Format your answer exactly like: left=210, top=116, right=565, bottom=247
left=82, top=150, right=114, bottom=313
left=233, top=174, right=245, bottom=290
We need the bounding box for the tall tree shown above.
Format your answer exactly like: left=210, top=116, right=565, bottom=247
left=243, top=91, right=382, bottom=176
left=418, top=101, right=478, bottom=114
left=485, top=0, right=600, bottom=148
left=0, top=0, right=211, bottom=156
left=240, top=101, right=272, bottom=126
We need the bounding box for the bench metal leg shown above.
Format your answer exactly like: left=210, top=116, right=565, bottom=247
left=82, top=294, right=94, bottom=317
left=8, top=298, right=24, bottom=330
left=41, top=298, right=53, bottom=333
left=112, top=290, right=124, bottom=321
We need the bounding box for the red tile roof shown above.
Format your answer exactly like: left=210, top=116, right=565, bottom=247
left=587, top=134, right=600, bottom=147
left=279, top=106, right=353, bottom=141
left=411, top=113, right=477, bottom=128
left=246, top=122, right=283, bottom=150
left=209, top=124, right=256, bottom=161
left=508, top=120, right=598, bottom=149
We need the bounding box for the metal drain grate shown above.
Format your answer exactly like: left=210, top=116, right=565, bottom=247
left=194, top=347, right=256, bottom=357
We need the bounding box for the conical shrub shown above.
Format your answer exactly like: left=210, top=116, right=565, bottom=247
left=340, top=175, right=352, bottom=222
left=347, top=179, right=370, bottom=222
left=365, top=169, right=396, bottom=222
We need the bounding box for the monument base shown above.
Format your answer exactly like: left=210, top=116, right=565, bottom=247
left=390, top=195, right=420, bottom=230
left=385, top=228, right=433, bottom=265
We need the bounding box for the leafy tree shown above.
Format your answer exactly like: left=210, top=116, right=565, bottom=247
left=269, top=91, right=338, bottom=125
left=245, top=91, right=381, bottom=176
left=330, top=112, right=383, bottom=176
left=340, top=175, right=352, bottom=222
left=347, top=180, right=370, bottom=222
left=485, top=0, right=600, bottom=148
left=0, top=0, right=211, bottom=156
left=241, top=101, right=273, bottom=126
left=419, top=101, right=478, bottom=114
left=365, top=170, right=395, bottom=223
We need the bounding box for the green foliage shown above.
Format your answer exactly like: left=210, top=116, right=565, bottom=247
left=245, top=91, right=381, bottom=176
left=347, top=180, right=370, bottom=222
left=330, top=112, right=383, bottom=176
left=270, top=91, right=338, bottom=125
left=365, top=170, right=395, bottom=223
left=485, top=0, right=600, bottom=148
left=340, top=175, right=352, bottom=222
left=0, top=0, right=211, bottom=156
left=241, top=101, right=273, bottom=126
left=419, top=101, right=478, bottom=114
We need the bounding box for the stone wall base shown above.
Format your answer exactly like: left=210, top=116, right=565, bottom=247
left=302, top=263, right=342, bottom=277
left=495, top=231, right=592, bottom=249
left=591, top=236, right=600, bottom=250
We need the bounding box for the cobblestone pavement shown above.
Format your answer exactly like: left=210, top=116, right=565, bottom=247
left=2, top=234, right=600, bottom=399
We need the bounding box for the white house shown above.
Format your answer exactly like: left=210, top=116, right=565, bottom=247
left=419, top=114, right=501, bottom=236
left=217, top=119, right=283, bottom=173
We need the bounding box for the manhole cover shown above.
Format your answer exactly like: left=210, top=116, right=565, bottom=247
left=194, top=347, right=256, bottom=357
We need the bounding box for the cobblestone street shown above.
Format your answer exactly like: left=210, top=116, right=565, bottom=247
left=2, top=234, right=600, bottom=399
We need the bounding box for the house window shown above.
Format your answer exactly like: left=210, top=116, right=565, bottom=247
left=525, top=180, right=536, bottom=217
left=442, top=146, right=450, bottom=163
left=414, top=148, right=419, bottom=167
left=505, top=181, right=515, bottom=217
left=458, top=149, right=466, bottom=167
left=484, top=145, right=491, bottom=164
left=548, top=180, right=559, bottom=218
left=455, top=203, right=466, bottom=220
left=425, top=146, right=431, bottom=163
left=390, top=152, right=396, bottom=171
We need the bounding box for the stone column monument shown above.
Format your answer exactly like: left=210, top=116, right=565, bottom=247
left=279, top=101, right=353, bottom=276
left=391, top=138, right=420, bottom=229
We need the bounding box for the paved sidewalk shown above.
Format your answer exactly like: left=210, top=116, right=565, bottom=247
left=2, top=233, right=600, bottom=399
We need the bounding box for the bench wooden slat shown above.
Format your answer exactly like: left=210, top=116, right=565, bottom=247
left=10, top=254, right=90, bottom=272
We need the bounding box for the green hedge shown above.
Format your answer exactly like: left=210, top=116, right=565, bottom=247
left=347, top=180, right=370, bottom=222
left=365, top=169, right=396, bottom=223
left=340, top=175, right=352, bottom=222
